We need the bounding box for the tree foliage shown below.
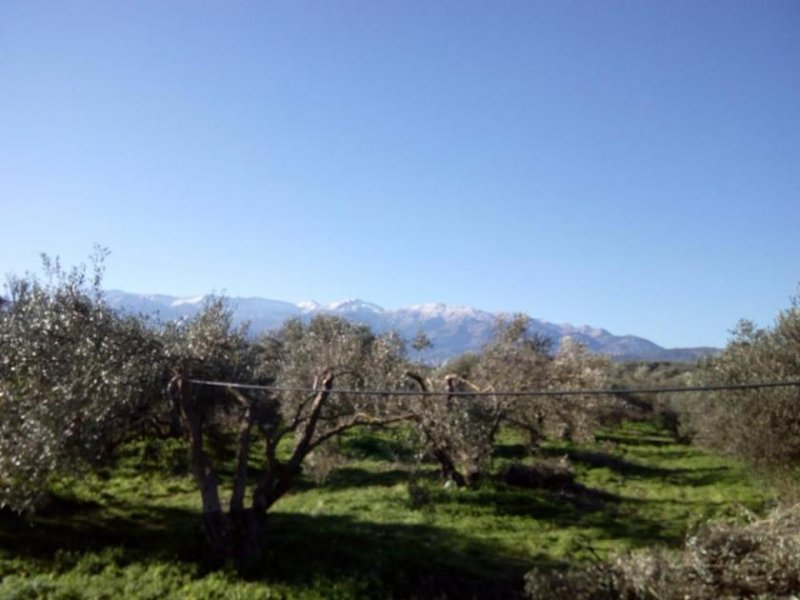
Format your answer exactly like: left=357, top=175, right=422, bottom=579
left=541, top=338, right=614, bottom=442
left=426, top=315, right=551, bottom=485
left=0, top=254, right=166, bottom=512
left=403, top=367, right=499, bottom=487
left=251, top=314, right=410, bottom=509
left=471, top=315, right=613, bottom=447
left=687, top=293, right=800, bottom=467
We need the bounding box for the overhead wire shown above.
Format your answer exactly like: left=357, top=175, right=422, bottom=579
left=187, top=378, right=800, bottom=398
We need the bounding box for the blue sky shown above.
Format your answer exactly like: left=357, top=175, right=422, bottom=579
left=1, top=1, right=798, bottom=349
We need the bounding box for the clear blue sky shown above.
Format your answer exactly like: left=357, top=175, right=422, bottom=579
left=1, top=1, right=798, bottom=348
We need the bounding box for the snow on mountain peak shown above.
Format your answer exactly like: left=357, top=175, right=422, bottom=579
left=171, top=295, right=206, bottom=307
left=325, top=299, right=384, bottom=313
left=406, top=303, right=483, bottom=320
left=297, top=300, right=321, bottom=311
left=561, top=323, right=609, bottom=338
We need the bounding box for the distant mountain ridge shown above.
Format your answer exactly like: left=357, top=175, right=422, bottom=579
left=104, top=291, right=718, bottom=363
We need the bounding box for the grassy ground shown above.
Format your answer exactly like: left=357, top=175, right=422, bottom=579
left=0, top=421, right=777, bottom=598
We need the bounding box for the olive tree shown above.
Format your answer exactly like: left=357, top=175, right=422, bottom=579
left=541, top=337, right=614, bottom=442
left=449, top=316, right=613, bottom=453
left=472, top=315, right=553, bottom=446
left=251, top=315, right=410, bottom=509
left=402, top=315, right=551, bottom=487
left=162, top=296, right=258, bottom=439
left=0, top=254, right=166, bottom=513
left=403, top=368, right=498, bottom=487
left=688, top=293, right=800, bottom=467
left=172, top=311, right=412, bottom=569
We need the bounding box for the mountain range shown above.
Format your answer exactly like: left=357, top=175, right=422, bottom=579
left=104, top=291, right=718, bottom=363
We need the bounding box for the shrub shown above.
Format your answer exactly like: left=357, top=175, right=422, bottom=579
left=525, top=504, right=800, bottom=599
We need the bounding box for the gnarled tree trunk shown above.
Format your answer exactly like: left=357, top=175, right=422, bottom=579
left=174, top=370, right=336, bottom=571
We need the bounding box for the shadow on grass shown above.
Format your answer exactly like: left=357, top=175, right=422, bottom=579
left=0, top=498, right=204, bottom=565
left=271, top=465, right=419, bottom=495
left=661, top=466, right=736, bottom=487
left=263, top=511, right=538, bottom=598
left=494, top=443, right=532, bottom=460
left=595, top=433, right=676, bottom=447
left=422, top=481, right=684, bottom=550
left=339, top=431, right=416, bottom=463
left=548, top=448, right=734, bottom=489
left=325, top=466, right=410, bottom=490
left=627, top=447, right=704, bottom=460
left=567, top=450, right=674, bottom=477
left=0, top=495, right=538, bottom=599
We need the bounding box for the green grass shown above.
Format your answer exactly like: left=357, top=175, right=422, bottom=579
left=0, top=421, right=777, bottom=598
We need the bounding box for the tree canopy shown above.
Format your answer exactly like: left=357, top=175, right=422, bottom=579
left=0, top=255, right=166, bottom=512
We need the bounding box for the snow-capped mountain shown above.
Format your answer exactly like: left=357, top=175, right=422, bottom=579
left=104, top=290, right=717, bottom=363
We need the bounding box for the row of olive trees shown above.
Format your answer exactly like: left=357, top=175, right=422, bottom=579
left=158, top=284, right=800, bottom=569
left=166, top=308, right=614, bottom=567
left=0, top=255, right=619, bottom=569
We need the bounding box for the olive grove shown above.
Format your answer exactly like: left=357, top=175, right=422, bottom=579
left=1, top=254, right=625, bottom=571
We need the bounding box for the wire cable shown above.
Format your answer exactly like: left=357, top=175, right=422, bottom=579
left=187, top=378, right=800, bottom=398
